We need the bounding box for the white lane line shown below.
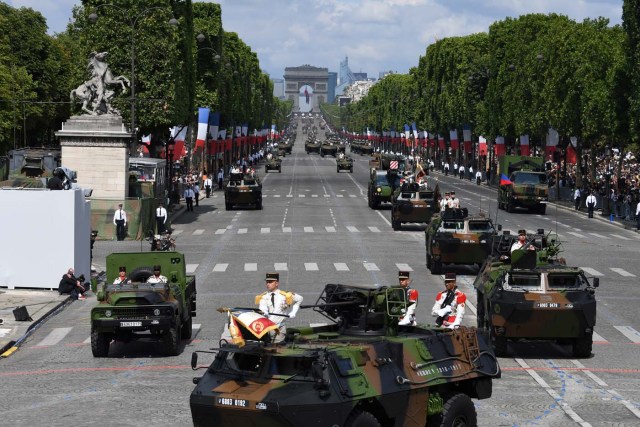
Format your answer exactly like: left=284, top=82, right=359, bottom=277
left=515, top=358, right=592, bottom=427
left=186, top=264, right=198, bottom=274
left=83, top=336, right=91, bottom=344
left=304, top=263, right=319, bottom=271
left=325, top=226, right=336, bottom=232
left=581, top=267, right=603, bottom=276
left=282, top=227, right=292, bottom=233
left=571, top=360, right=608, bottom=387
left=304, top=227, right=314, bottom=233
left=238, top=228, right=248, bottom=234
left=298, top=194, right=306, bottom=198
left=368, top=226, right=381, bottom=233
left=592, top=330, right=608, bottom=344
left=607, top=389, right=640, bottom=420
left=614, top=326, right=640, bottom=343
left=349, top=194, right=357, bottom=198
left=610, top=234, right=631, bottom=241
left=172, top=230, right=183, bottom=236
left=311, top=194, right=318, bottom=198
left=193, top=229, right=204, bottom=236
left=244, top=263, right=257, bottom=272
left=589, top=233, right=610, bottom=239
left=336, top=194, right=344, bottom=198
left=610, top=268, right=636, bottom=277
left=567, top=231, right=586, bottom=238
left=346, top=226, right=359, bottom=232
left=273, top=194, right=281, bottom=198
left=323, top=194, right=331, bottom=198
left=215, top=228, right=226, bottom=234
left=395, top=263, right=413, bottom=272
left=35, top=327, right=72, bottom=347
left=0, top=328, right=12, bottom=338
left=286, top=194, right=293, bottom=198
left=213, top=263, right=228, bottom=272
left=260, top=227, right=271, bottom=234
left=274, top=263, right=288, bottom=271
left=334, top=263, right=349, bottom=271
left=363, top=262, right=379, bottom=271
left=376, top=211, right=391, bottom=226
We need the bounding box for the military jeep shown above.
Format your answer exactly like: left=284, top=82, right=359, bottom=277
left=425, top=208, right=499, bottom=274
left=91, top=251, right=196, bottom=357
left=224, top=173, right=263, bottom=210
left=474, top=231, right=599, bottom=357
left=264, top=156, right=282, bottom=173
left=390, top=182, right=441, bottom=230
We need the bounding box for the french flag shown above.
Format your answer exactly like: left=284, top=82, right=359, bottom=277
left=196, top=108, right=210, bottom=152
left=208, top=112, right=220, bottom=142
left=463, top=125, right=472, bottom=153
left=494, top=136, right=506, bottom=156
left=520, top=134, right=530, bottom=156
left=449, top=129, right=459, bottom=150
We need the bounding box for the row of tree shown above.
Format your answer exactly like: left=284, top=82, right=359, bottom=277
left=0, top=0, right=291, bottom=157
left=333, top=9, right=640, bottom=173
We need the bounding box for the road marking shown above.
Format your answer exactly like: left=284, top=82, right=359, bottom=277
left=567, top=231, right=586, bottom=238
left=286, top=194, right=293, bottom=198
left=346, top=226, right=359, bottom=232
left=515, top=358, right=592, bottom=427
left=192, top=229, right=204, bottom=236
left=571, top=360, right=608, bottom=387
left=610, top=268, right=636, bottom=277
left=274, top=263, right=288, bottom=271
left=35, top=327, right=72, bottom=347
left=304, top=263, right=319, bottom=271
left=395, top=263, right=413, bottom=271
left=363, top=262, right=379, bottom=271
left=610, top=234, right=631, bottom=241
left=298, top=194, right=306, bottom=198
left=324, top=194, right=331, bottom=198
left=311, top=194, right=318, bottom=198
left=0, top=328, right=11, bottom=338
left=349, top=194, right=357, bottom=198
left=213, top=263, right=228, bottom=272
left=215, top=228, right=226, bottom=234
left=244, top=263, right=257, bottom=272
left=336, top=194, right=344, bottom=198
left=282, top=227, right=292, bottom=233
left=368, top=226, right=380, bottom=232
left=614, top=326, right=640, bottom=343
left=607, top=389, right=640, bottom=419
left=304, top=227, right=314, bottom=233
left=589, top=233, right=609, bottom=239
left=376, top=211, right=391, bottom=226
left=273, top=194, right=281, bottom=198
left=238, top=228, right=248, bottom=234
left=325, top=226, right=336, bottom=232
left=581, top=267, right=603, bottom=276
left=172, top=230, right=183, bottom=236
left=260, top=227, right=270, bottom=234
left=592, top=330, right=608, bottom=344
left=186, top=264, right=198, bottom=274
left=334, top=263, right=349, bottom=271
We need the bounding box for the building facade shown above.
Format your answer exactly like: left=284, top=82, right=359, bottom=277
left=272, top=78, right=285, bottom=100
left=327, top=72, right=337, bottom=104
left=284, top=65, right=328, bottom=113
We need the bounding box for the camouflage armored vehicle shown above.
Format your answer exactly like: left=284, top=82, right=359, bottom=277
left=224, top=173, right=263, bottom=210
left=497, top=155, right=548, bottom=214
left=391, top=181, right=441, bottom=230
left=367, top=169, right=401, bottom=208
left=264, top=156, right=282, bottom=173
left=278, top=141, right=292, bottom=155
left=91, top=251, right=197, bottom=357
left=190, top=282, right=501, bottom=426
left=425, top=208, right=499, bottom=274
left=320, top=140, right=338, bottom=157
left=474, top=231, right=599, bottom=357
left=336, top=155, right=354, bottom=173
left=305, top=139, right=321, bottom=154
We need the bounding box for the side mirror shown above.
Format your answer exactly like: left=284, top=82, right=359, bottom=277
left=592, top=277, right=599, bottom=288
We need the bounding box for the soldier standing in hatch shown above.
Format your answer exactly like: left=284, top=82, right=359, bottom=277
left=256, top=272, right=303, bottom=342
left=398, top=271, right=418, bottom=326
left=432, top=273, right=466, bottom=329
left=440, top=192, right=450, bottom=212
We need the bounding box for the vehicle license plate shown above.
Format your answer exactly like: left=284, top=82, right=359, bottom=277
left=217, top=397, right=248, bottom=407
left=120, top=321, right=142, bottom=327
left=536, top=302, right=560, bottom=308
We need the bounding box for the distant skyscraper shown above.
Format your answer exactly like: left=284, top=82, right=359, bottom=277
left=353, top=72, right=367, bottom=81
left=379, top=70, right=394, bottom=80
left=339, top=57, right=356, bottom=86
left=327, top=72, right=337, bottom=104
left=272, top=78, right=285, bottom=100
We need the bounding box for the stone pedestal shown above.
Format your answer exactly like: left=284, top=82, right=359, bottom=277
left=56, top=115, right=130, bottom=200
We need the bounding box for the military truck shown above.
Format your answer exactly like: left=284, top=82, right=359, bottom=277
left=320, top=140, right=338, bottom=157
left=224, top=173, right=263, bottom=210
left=425, top=208, right=498, bottom=274
left=367, top=169, right=401, bottom=208
left=264, top=156, right=282, bottom=173
left=90, top=251, right=197, bottom=357
left=391, top=182, right=441, bottom=230
left=305, top=139, right=321, bottom=154
left=190, top=282, right=501, bottom=426
left=474, top=231, right=598, bottom=357
left=496, top=155, right=548, bottom=214
left=336, top=155, right=353, bottom=173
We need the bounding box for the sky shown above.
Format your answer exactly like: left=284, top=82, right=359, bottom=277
left=9, top=0, right=623, bottom=81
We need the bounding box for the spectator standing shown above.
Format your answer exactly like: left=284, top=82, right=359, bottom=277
left=586, top=192, right=597, bottom=218
left=194, top=182, right=201, bottom=207
left=573, top=187, right=582, bottom=210
left=113, top=203, right=127, bottom=241
left=204, top=176, right=213, bottom=198
left=155, top=202, right=167, bottom=234
left=184, top=185, right=195, bottom=212
left=636, top=201, right=640, bottom=230
left=217, top=168, right=224, bottom=190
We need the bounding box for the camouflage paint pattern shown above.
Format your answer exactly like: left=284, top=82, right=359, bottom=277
left=91, top=198, right=157, bottom=241
left=264, top=157, right=282, bottom=173
left=336, top=156, right=353, bottom=172
left=304, top=140, right=321, bottom=154
left=390, top=183, right=441, bottom=230
left=278, top=142, right=292, bottom=154
left=190, top=283, right=500, bottom=426
left=320, top=141, right=338, bottom=157
left=224, top=174, right=262, bottom=209
left=367, top=170, right=401, bottom=208
left=496, top=155, right=548, bottom=213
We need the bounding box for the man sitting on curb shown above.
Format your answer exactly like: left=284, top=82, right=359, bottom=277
left=58, top=268, right=89, bottom=300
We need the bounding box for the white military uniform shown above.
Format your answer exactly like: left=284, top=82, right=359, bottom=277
left=450, top=196, right=460, bottom=208
left=147, top=274, right=168, bottom=284
left=431, top=288, right=466, bottom=329
left=256, top=290, right=303, bottom=341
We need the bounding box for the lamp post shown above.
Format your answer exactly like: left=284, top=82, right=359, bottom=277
left=89, top=6, right=178, bottom=153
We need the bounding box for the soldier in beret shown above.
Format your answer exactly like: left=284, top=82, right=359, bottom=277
left=432, top=273, right=466, bottom=329
left=256, top=272, right=303, bottom=342
left=398, top=271, right=418, bottom=326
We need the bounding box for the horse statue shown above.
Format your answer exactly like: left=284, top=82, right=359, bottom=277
left=70, top=51, right=130, bottom=115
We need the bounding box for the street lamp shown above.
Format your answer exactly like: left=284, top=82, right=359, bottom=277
left=89, top=6, right=178, bottom=152
left=196, top=33, right=221, bottom=62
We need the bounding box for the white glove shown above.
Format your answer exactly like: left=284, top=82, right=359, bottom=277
left=438, top=306, right=452, bottom=317
left=289, top=313, right=295, bottom=319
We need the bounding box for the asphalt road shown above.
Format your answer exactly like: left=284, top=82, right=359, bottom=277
left=1, top=118, right=639, bottom=426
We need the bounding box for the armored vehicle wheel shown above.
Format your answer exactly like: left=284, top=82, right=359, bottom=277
left=426, top=253, right=432, bottom=269
left=430, top=258, right=442, bottom=274
left=427, top=393, right=477, bottom=427
left=572, top=334, right=593, bottom=358
left=225, top=202, right=232, bottom=210
left=506, top=199, right=514, bottom=213
left=350, top=167, right=353, bottom=173
left=256, top=199, right=263, bottom=210
left=337, top=167, right=340, bottom=173
left=392, top=218, right=401, bottom=231
left=91, top=328, right=110, bottom=357
left=490, top=328, right=507, bottom=357
left=476, top=291, right=486, bottom=329
left=536, top=204, right=547, bottom=215
left=345, top=409, right=381, bottom=427
left=497, top=198, right=503, bottom=210
left=265, top=167, right=268, bottom=173
left=320, top=153, right=325, bottom=157
left=278, top=167, right=281, bottom=173
left=163, top=323, right=181, bottom=356
left=181, top=314, right=193, bottom=340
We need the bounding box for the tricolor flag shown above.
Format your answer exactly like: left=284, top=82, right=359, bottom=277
left=545, top=127, right=559, bottom=159
left=438, top=134, right=445, bottom=150
left=494, top=136, right=506, bottom=156
left=208, top=112, right=220, bottom=142
left=463, top=125, right=472, bottom=153
left=271, top=124, right=276, bottom=136
left=218, top=129, right=226, bottom=140
left=170, top=126, right=188, bottom=161
left=230, top=309, right=279, bottom=340
left=478, top=136, right=488, bottom=156
left=195, top=108, right=210, bottom=152
left=500, top=174, right=513, bottom=186
left=241, top=123, right=248, bottom=137
left=404, top=124, right=411, bottom=139
left=567, top=136, right=578, bottom=164
left=235, top=126, right=242, bottom=138
left=520, top=134, right=530, bottom=156
left=140, top=134, right=151, bottom=155
left=411, top=122, right=418, bottom=139
left=449, top=129, right=459, bottom=150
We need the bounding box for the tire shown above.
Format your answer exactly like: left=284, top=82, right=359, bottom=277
left=497, top=197, right=503, bottom=210
left=490, top=326, right=507, bottom=357
left=537, top=204, right=547, bottom=215
left=256, top=199, right=263, bottom=210
left=427, top=253, right=432, bottom=269
left=337, top=167, right=340, bottom=173
left=431, top=259, right=442, bottom=275
left=265, top=167, right=268, bottom=173
left=427, top=393, right=477, bottom=427
left=506, top=199, right=514, bottom=213
left=573, top=334, right=593, bottom=358
left=278, top=167, right=281, bottom=173
left=91, top=328, right=110, bottom=357
left=344, top=409, right=381, bottom=427
left=225, top=202, right=232, bottom=211
left=129, top=266, right=154, bottom=283
left=350, top=167, right=353, bottom=173
left=181, top=314, right=193, bottom=340
left=392, top=216, right=401, bottom=230
left=476, top=291, right=485, bottom=329
left=163, top=323, right=181, bottom=356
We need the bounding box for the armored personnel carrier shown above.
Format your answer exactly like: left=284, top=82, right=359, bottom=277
left=425, top=208, right=499, bottom=274
left=305, top=138, right=321, bottom=154
left=336, top=155, right=353, bottom=173
left=390, top=181, right=441, bottom=230
left=474, top=230, right=598, bottom=357
left=367, top=169, right=401, bottom=208
left=320, top=140, right=338, bottom=157
left=278, top=141, right=292, bottom=155
left=224, top=173, right=263, bottom=210
left=190, top=282, right=501, bottom=426
left=264, top=156, right=282, bottom=173
left=91, top=251, right=197, bottom=357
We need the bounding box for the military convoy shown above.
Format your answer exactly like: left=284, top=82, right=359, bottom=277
left=496, top=155, right=549, bottom=214
left=473, top=230, right=598, bottom=357
left=90, top=251, right=197, bottom=357
left=425, top=208, right=498, bottom=274
left=390, top=182, right=441, bottom=230
left=224, top=173, right=263, bottom=210
left=190, top=282, right=501, bottom=426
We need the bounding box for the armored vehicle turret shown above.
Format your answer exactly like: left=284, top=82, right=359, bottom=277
left=190, top=283, right=501, bottom=426
left=305, top=138, right=321, bottom=154
left=224, top=173, right=262, bottom=210
left=474, top=230, right=599, bottom=357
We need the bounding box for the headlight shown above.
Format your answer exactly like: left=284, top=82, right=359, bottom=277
left=105, top=310, right=112, bottom=318
left=153, top=308, right=160, bottom=316
left=376, top=187, right=382, bottom=192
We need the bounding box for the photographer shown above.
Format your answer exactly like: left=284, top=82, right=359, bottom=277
left=58, top=268, right=89, bottom=300
left=431, top=273, right=466, bottom=329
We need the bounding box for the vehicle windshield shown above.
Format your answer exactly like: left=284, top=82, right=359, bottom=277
left=468, top=221, right=494, bottom=232
left=376, top=174, right=401, bottom=187
left=505, top=273, right=542, bottom=291
left=547, top=274, right=584, bottom=289
left=513, top=172, right=547, bottom=185
left=219, top=352, right=317, bottom=379
left=441, top=221, right=464, bottom=231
